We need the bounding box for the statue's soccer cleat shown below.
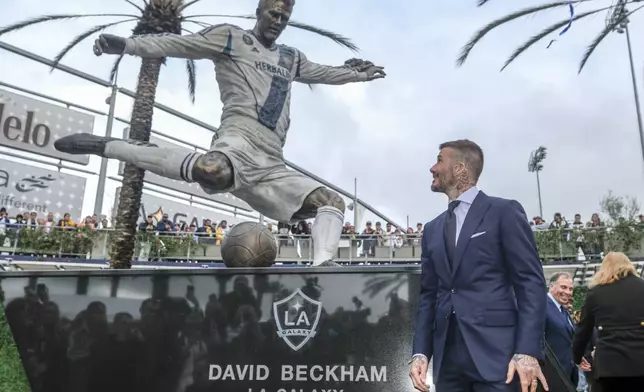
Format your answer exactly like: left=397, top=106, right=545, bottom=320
left=54, top=133, right=115, bottom=157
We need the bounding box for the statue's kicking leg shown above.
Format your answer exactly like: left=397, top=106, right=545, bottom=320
left=54, top=133, right=234, bottom=191
left=291, top=187, right=345, bottom=267
left=55, top=133, right=345, bottom=267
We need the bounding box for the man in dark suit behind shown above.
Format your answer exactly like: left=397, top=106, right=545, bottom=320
left=409, top=140, right=548, bottom=392
left=544, top=272, right=578, bottom=387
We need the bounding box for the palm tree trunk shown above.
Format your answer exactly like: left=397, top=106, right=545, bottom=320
left=110, top=58, right=163, bottom=269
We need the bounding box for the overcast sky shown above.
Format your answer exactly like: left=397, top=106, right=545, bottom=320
left=0, top=0, right=642, bottom=228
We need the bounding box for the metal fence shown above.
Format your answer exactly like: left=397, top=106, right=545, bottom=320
left=1, top=224, right=643, bottom=265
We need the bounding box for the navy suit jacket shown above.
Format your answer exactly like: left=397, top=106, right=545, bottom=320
left=544, top=297, right=578, bottom=385
left=412, top=191, right=547, bottom=382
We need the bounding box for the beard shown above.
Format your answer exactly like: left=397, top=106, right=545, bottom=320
left=431, top=173, right=455, bottom=193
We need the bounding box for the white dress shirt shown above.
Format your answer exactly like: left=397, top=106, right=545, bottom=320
left=451, top=187, right=480, bottom=246
left=548, top=293, right=574, bottom=328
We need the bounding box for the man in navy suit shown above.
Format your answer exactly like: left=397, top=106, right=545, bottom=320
left=409, top=140, right=548, bottom=392
left=544, top=272, right=579, bottom=387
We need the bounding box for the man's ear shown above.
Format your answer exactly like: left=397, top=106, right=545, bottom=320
left=256, top=7, right=261, bottom=18
left=453, top=161, right=466, bottom=176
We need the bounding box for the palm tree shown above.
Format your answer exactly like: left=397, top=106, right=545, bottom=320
left=456, top=0, right=641, bottom=73
left=0, top=0, right=359, bottom=268
left=528, top=146, right=547, bottom=218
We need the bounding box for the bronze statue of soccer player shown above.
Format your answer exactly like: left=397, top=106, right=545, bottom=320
left=55, top=0, right=385, bottom=266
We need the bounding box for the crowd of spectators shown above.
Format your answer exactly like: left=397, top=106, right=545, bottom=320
left=341, top=221, right=423, bottom=256
left=530, top=212, right=644, bottom=231
left=0, top=207, right=110, bottom=232
left=3, top=204, right=644, bottom=258
left=137, top=214, right=231, bottom=245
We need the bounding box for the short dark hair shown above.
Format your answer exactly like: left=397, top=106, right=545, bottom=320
left=439, top=139, right=484, bottom=181
left=549, top=272, right=572, bottom=285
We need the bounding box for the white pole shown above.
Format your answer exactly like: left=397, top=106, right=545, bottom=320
left=353, top=177, right=358, bottom=226
left=93, top=80, right=118, bottom=216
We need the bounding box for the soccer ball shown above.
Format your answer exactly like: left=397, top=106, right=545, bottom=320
left=221, top=222, right=277, bottom=267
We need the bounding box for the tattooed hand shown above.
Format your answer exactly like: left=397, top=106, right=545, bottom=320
left=506, top=354, right=548, bottom=392
left=409, top=356, right=430, bottom=392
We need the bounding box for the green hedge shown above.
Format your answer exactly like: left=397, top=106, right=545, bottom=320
left=572, top=286, right=589, bottom=312
left=534, top=223, right=643, bottom=260
left=0, top=227, right=205, bottom=259
left=0, top=305, right=31, bottom=392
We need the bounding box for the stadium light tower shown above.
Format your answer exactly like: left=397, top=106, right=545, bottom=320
left=528, top=146, right=547, bottom=218
left=607, top=0, right=644, bottom=172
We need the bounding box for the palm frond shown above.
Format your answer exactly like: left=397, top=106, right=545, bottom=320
left=362, top=275, right=403, bottom=297
left=480, top=0, right=594, bottom=7
left=124, top=0, right=144, bottom=13
left=0, top=14, right=139, bottom=37
left=184, top=13, right=259, bottom=20
left=109, top=54, right=125, bottom=84
left=185, top=14, right=359, bottom=52
left=182, top=27, right=195, bottom=34
left=456, top=1, right=585, bottom=67
left=51, top=19, right=137, bottom=71
left=362, top=280, right=396, bottom=297
left=150, top=0, right=183, bottom=8
left=287, top=19, right=359, bottom=52
left=184, top=20, right=209, bottom=29
left=578, top=4, right=644, bottom=73
left=186, top=58, right=196, bottom=103
left=178, top=0, right=203, bottom=12
left=500, top=7, right=608, bottom=71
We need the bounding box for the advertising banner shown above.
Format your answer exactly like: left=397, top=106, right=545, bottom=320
left=0, top=88, right=94, bottom=165
left=0, top=157, right=86, bottom=218
left=119, top=128, right=252, bottom=211
left=114, top=187, right=245, bottom=228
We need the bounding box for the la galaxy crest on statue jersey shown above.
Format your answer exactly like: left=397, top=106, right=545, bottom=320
left=203, top=24, right=299, bottom=141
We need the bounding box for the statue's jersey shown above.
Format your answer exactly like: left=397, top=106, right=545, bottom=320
left=124, top=24, right=366, bottom=144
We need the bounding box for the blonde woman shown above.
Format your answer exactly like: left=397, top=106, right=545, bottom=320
left=572, top=252, right=644, bottom=392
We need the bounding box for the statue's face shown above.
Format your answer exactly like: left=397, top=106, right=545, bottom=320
left=256, top=0, right=293, bottom=43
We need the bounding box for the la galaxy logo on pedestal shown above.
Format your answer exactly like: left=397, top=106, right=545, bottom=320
left=272, top=289, right=322, bottom=351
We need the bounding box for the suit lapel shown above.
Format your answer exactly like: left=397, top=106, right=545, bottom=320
left=452, top=192, right=491, bottom=278
left=564, top=311, right=575, bottom=337
left=548, top=298, right=575, bottom=338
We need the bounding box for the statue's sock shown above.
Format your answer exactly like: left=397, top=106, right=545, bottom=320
left=311, top=206, right=344, bottom=265
left=105, top=140, right=201, bottom=182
